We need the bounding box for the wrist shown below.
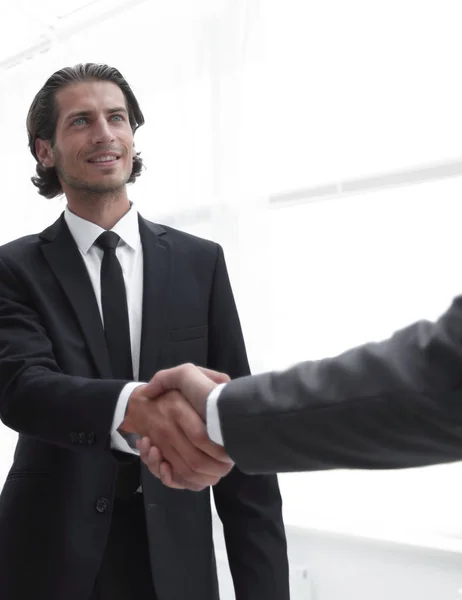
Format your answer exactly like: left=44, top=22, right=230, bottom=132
left=120, top=384, right=147, bottom=434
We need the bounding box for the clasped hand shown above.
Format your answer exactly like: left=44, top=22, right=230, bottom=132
left=121, top=364, right=230, bottom=492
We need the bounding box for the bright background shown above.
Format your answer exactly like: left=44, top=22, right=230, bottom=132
left=2, top=2, right=462, bottom=596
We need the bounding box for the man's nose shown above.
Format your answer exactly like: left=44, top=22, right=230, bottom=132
left=91, top=117, right=115, bottom=144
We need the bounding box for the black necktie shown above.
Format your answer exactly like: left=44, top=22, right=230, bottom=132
left=96, top=231, right=133, bottom=380
left=96, top=231, right=140, bottom=499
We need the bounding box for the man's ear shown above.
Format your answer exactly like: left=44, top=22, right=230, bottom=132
left=35, top=138, right=55, bottom=168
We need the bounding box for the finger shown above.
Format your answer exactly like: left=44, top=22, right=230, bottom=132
left=146, top=446, right=162, bottom=479
left=159, top=460, right=174, bottom=486
left=142, top=437, right=225, bottom=491
left=154, top=455, right=204, bottom=492
left=143, top=365, right=187, bottom=398
left=196, top=366, right=230, bottom=385
left=137, top=436, right=151, bottom=455
left=138, top=438, right=162, bottom=479
left=166, top=398, right=233, bottom=471
left=144, top=417, right=224, bottom=487
left=158, top=461, right=188, bottom=490
left=164, top=446, right=220, bottom=490
left=159, top=461, right=215, bottom=492
left=140, top=444, right=186, bottom=489
left=176, top=410, right=232, bottom=465
left=157, top=417, right=231, bottom=487
left=138, top=436, right=154, bottom=466
left=167, top=432, right=228, bottom=486
left=149, top=451, right=185, bottom=490
left=183, top=435, right=231, bottom=466
left=145, top=364, right=218, bottom=411
left=140, top=391, right=231, bottom=488
left=144, top=390, right=230, bottom=471
left=138, top=437, right=167, bottom=473
left=140, top=435, right=220, bottom=491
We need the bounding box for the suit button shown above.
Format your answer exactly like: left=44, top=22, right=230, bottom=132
left=95, top=498, right=109, bottom=513
left=78, top=432, right=86, bottom=444
left=86, top=432, right=96, bottom=445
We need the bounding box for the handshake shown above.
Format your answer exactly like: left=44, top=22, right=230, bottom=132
left=120, top=364, right=232, bottom=492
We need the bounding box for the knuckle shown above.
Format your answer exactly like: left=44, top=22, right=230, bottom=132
left=155, top=392, right=169, bottom=407
left=157, top=420, right=171, bottom=437
left=187, top=458, right=201, bottom=473
left=186, top=479, right=207, bottom=492
left=168, top=481, right=187, bottom=490
left=187, top=452, right=208, bottom=473
left=177, top=463, right=192, bottom=480
left=173, top=477, right=188, bottom=489
left=171, top=393, right=184, bottom=409
left=182, top=468, right=205, bottom=485
left=193, top=485, right=207, bottom=492
left=180, top=362, right=194, bottom=381
left=188, top=428, right=206, bottom=447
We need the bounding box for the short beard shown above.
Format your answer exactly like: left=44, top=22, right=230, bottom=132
left=54, top=157, right=129, bottom=200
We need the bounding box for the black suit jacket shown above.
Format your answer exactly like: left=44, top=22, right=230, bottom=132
left=0, top=214, right=289, bottom=600
left=217, top=294, right=462, bottom=475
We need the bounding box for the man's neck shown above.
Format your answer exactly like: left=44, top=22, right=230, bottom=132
left=66, top=190, right=131, bottom=230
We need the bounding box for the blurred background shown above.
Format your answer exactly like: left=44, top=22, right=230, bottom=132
left=1, top=1, right=462, bottom=597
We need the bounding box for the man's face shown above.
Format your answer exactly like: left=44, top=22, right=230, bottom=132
left=37, top=80, right=135, bottom=195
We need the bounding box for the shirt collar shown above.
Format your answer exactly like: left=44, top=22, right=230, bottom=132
left=64, top=203, right=140, bottom=255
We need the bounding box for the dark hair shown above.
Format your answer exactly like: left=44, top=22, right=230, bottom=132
left=26, top=63, right=145, bottom=198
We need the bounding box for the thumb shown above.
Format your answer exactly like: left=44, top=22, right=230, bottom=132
left=142, top=364, right=192, bottom=398
left=196, top=366, right=230, bottom=385
left=144, top=364, right=226, bottom=407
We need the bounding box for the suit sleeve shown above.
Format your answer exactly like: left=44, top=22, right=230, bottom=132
left=218, top=294, right=462, bottom=474
left=208, top=246, right=289, bottom=600
left=0, top=257, right=127, bottom=452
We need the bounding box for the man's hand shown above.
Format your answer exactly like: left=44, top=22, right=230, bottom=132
left=120, top=383, right=232, bottom=491
left=133, top=364, right=231, bottom=490
left=143, top=363, right=230, bottom=419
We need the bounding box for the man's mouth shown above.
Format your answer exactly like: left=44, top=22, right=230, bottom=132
left=87, top=154, right=121, bottom=164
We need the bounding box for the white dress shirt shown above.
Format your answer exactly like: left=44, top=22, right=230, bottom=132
left=65, top=204, right=225, bottom=456
left=207, top=385, right=225, bottom=445
left=64, top=205, right=143, bottom=455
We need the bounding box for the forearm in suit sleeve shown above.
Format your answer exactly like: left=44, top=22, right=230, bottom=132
left=207, top=245, right=289, bottom=600
left=0, top=257, right=128, bottom=452
left=218, top=294, right=462, bottom=474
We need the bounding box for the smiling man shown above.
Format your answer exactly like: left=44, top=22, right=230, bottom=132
left=0, top=64, right=289, bottom=600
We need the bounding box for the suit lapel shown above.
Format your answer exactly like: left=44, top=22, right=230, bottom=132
left=40, top=215, right=112, bottom=378
left=138, top=216, right=172, bottom=382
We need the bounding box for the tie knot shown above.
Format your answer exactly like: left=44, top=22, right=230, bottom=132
left=96, top=231, right=121, bottom=251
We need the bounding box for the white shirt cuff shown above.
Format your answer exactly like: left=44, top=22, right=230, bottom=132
left=110, top=382, right=145, bottom=455
left=206, top=383, right=226, bottom=445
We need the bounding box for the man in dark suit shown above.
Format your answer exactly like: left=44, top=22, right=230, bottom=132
left=0, top=63, right=289, bottom=600
left=137, top=292, right=462, bottom=482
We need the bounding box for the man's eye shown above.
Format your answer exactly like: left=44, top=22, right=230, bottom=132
left=111, top=114, right=124, bottom=122
left=72, top=117, right=87, bottom=126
